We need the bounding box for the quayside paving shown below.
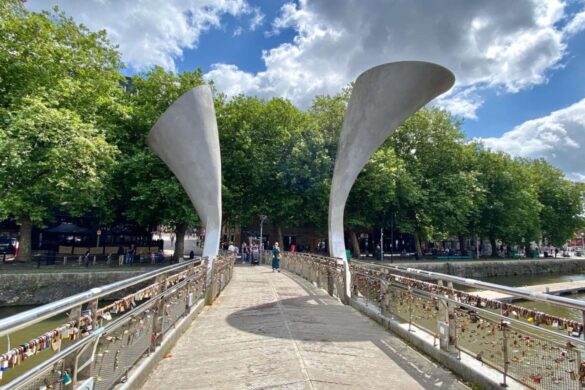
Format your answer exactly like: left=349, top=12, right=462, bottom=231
left=142, top=265, right=467, bottom=390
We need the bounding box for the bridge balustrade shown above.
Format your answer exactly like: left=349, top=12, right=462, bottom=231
left=0, top=255, right=235, bottom=390
left=275, top=252, right=585, bottom=390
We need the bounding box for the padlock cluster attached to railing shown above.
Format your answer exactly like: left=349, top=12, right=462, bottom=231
left=0, top=315, right=92, bottom=382
left=0, top=263, right=207, bottom=385
left=350, top=263, right=585, bottom=335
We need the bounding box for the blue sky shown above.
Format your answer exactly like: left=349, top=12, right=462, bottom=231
left=176, top=0, right=296, bottom=75
left=27, top=0, right=585, bottom=180
left=466, top=29, right=585, bottom=138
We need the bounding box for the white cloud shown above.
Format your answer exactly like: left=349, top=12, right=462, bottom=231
left=481, top=98, right=585, bottom=180
left=233, top=26, right=244, bottom=37
left=249, top=7, right=264, bottom=31
left=25, top=0, right=585, bottom=119
left=25, top=0, right=253, bottom=71
left=564, top=9, right=585, bottom=36
left=206, top=0, right=583, bottom=116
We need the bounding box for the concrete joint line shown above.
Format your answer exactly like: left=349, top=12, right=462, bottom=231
left=267, top=274, right=316, bottom=390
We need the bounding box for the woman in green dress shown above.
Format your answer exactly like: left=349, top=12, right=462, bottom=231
left=272, top=242, right=281, bottom=272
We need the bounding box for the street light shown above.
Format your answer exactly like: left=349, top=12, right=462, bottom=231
left=259, top=215, right=267, bottom=264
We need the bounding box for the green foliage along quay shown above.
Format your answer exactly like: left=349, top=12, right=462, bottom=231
left=0, top=1, right=122, bottom=261
left=0, top=2, right=583, bottom=260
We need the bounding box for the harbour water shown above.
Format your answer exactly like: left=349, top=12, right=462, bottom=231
left=478, top=274, right=585, bottom=322
left=0, top=306, right=67, bottom=384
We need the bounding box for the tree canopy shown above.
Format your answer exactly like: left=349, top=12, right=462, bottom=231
left=1, top=2, right=583, bottom=261
left=0, top=1, right=122, bottom=260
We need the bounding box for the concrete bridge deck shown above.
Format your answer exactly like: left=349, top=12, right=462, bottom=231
left=142, top=266, right=467, bottom=390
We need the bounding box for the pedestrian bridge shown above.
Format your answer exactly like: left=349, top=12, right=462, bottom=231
left=1, top=254, right=585, bottom=390
left=142, top=265, right=464, bottom=389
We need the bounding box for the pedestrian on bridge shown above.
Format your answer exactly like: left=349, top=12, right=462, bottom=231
left=272, top=242, right=281, bottom=272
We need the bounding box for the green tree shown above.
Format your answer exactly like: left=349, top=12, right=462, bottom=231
left=0, top=99, right=117, bottom=260
left=475, top=150, right=541, bottom=256
left=527, top=159, right=585, bottom=247
left=112, top=67, right=205, bottom=260
left=346, top=147, right=404, bottom=256
left=0, top=2, right=123, bottom=260
left=216, top=95, right=318, bottom=244
left=388, top=108, right=479, bottom=256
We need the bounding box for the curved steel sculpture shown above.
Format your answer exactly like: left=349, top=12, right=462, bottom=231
left=147, top=85, right=222, bottom=265
left=328, top=61, right=455, bottom=289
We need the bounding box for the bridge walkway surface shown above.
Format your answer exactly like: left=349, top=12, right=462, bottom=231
left=141, top=265, right=467, bottom=389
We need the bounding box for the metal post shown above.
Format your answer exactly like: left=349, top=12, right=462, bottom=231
left=259, top=215, right=267, bottom=264
left=380, top=227, right=384, bottom=261
left=390, top=213, right=394, bottom=263
left=501, top=320, right=509, bottom=387
left=408, top=287, right=413, bottom=332
left=582, top=311, right=585, bottom=341
left=476, top=234, right=480, bottom=259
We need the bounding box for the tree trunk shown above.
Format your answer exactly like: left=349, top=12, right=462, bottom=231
left=413, top=230, right=423, bottom=257
left=349, top=230, right=361, bottom=259
left=16, top=216, right=32, bottom=262
left=174, top=223, right=187, bottom=262
left=490, top=237, right=498, bottom=257
left=276, top=225, right=284, bottom=251
left=458, top=235, right=466, bottom=255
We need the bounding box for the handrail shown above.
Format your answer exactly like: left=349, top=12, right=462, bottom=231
left=351, top=266, right=585, bottom=346
left=0, top=258, right=203, bottom=337
left=354, top=260, right=585, bottom=313
left=0, top=270, right=197, bottom=390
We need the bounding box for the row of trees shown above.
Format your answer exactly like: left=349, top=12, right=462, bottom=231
left=1, top=2, right=583, bottom=260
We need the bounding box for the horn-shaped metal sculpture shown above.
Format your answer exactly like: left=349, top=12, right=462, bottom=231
left=147, top=85, right=222, bottom=276
left=328, top=61, right=455, bottom=295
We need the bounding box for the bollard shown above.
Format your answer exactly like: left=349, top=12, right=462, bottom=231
left=78, top=256, right=82, bottom=265
left=92, top=256, right=96, bottom=266
left=63, top=256, right=67, bottom=265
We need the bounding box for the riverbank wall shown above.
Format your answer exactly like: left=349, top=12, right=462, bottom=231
left=402, top=258, right=585, bottom=278
left=0, top=269, right=147, bottom=306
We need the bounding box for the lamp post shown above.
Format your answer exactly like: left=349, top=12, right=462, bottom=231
left=259, top=215, right=267, bottom=263
left=581, top=233, right=584, bottom=255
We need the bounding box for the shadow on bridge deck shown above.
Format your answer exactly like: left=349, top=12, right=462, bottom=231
left=141, top=265, right=467, bottom=390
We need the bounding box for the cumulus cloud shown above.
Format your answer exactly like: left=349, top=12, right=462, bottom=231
left=481, top=98, right=585, bottom=180
left=249, top=7, right=265, bottom=31
left=207, top=0, right=582, bottom=115
left=26, top=0, right=254, bottom=71
left=564, top=9, right=585, bottom=36
left=25, top=0, right=585, bottom=119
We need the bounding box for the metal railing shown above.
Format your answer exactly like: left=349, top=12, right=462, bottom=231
left=276, top=252, right=585, bottom=389
left=272, top=252, right=346, bottom=301
left=0, top=255, right=235, bottom=389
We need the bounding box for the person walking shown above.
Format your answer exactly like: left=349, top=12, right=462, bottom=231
left=241, top=242, right=248, bottom=263
left=272, top=242, right=281, bottom=272
left=84, top=249, right=91, bottom=267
